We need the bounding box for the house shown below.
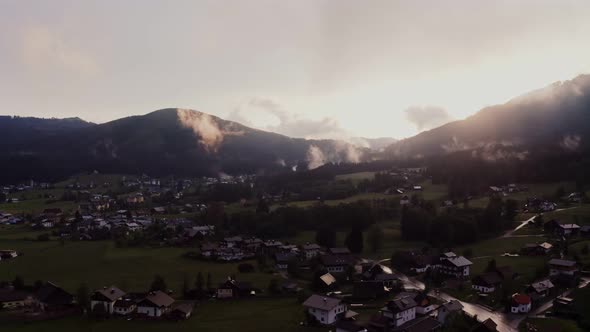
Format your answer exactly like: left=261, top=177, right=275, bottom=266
left=216, top=278, right=256, bottom=299
left=151, top=207, right=166, bottom=214
left=170, top=302, right=193, bottom=320
left=556, top=223, right=580, bottom=237
left=510, top=293, right=532, bottom=314
left=329, top=247, right=352, bottom=256
left=526, top=279, right=554, bottom=302
left=321, top=255, right=355, bottom=274
left=472, top=272, right=503, bottom=293
left=113, top=299, right=136, bottom=315
left=136, top=291, right=175, bottom=317
left=275, top=252, right=296, bottom=270
left=381, top=295, right=417, bottom=328
left=320, top=273, right=337, bottom=288
left=548, top=259, right=578, bottom=277
left=553, top=296, right=575, bottom=316
left=400, top=316, right=442, bottom=332
left=436, top=300, right=463, bottom=325
left=472, top=318, right=498, bottom=332
left=90, top=286, right=126, bottom=314
left=521, top=242, right=553, bottom=256
left=407, top=292, right=437, bottom=315
left=36, top=282, right=74, bottom=311
left=223, top=236, right=244, bottom=248
left=335, top=320, right=368, bottom=332
left=0, top=289, right=36, bottom=309
left=435, top=253, right=472, bottom=278
left=303, top=294, right=347, bottom=325
left=302, top=243, right=322, bottom=259
left=400, top=195, right=411, bottom=206
left=353, top=281, right=389, bottom=299
left=0, top=249, right=18, bottom=260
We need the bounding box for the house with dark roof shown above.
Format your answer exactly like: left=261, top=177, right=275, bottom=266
left=434, top=253, right=473, bottom=278
left=548, top=259, right=578, bottom=277
left=472, top=272, right=503, bottom=294
left=329, top=247, right=352, bottom=256
left=321, top=255, right=355, bottom=274
left=36, top=282, right=74, bottom=311
left=526, top=279, right=555, bottom=302
left=90, top=286, right=126, bottom=314
left=113, top=299, right=136, bottom=315
left=302, top=243, right=322, bottom=259
left=170, top=302, right=194, bottom=320
left=400, top=316, right=442, bottom=332
left=472, top=318, right=498, bottom=332
left=381, top=295, right=417, bottom=328
left=436, top=300, right=463, bottom=325
left=303, top=294, right=347, bottom=325
left=0, top=288, right=36, bottom=309
left=216, top=278, right=256, bottom=299
left=136, top=291, right=175, bottom=317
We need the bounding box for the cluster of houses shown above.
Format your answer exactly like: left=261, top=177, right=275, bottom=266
left=0, top=249, right=18, bottom=261
left=0, top=212, right=23, bottom=225
left=302, top=291, right=464, bottom=332
left=0, top=282, right=193, bottom=321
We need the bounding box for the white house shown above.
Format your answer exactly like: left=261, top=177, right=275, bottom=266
left=137, top=291, right=175, bottom=317
left=548, top=259, right=578, bottom=277
left=302, top=243, right=322, bottom=259
left=510, top=294, right=532, bottom=314
left=381, top=296, right=417, bottom=327
left=113, top=299, right=136, bottom=315
left=303, top=294, right=347, bottom=325
left=472, top=272, right=502, bottom=294
left=90, top=286, right=126, bottom=314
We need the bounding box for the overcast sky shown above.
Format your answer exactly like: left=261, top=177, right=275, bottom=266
left=1, top=0, right=590, bottom=139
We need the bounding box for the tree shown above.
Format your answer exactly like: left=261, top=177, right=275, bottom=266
left=150, top=275, right=167, bottom=292
left=504, top=199, right=519, bottom=222
left=76, top=283, right=90, bottom=311
left=256, top=198, right=270, bottom=214
left=345, top=223, right=364, bottom=254
left=195, top=272, right=204, bottom=294
left=182, top=273, right=190, bottom=298
left=366, top=224, right=385, bottom=253
left=485, top=259, right=497, bottom=273
left=268, top=279, right=281, bottom=295
left=12, top=276, right=25, bottom=290
left=315, top=227, right=336, bottom=248
left=582, top=244, right=589, bottom=255
left=206, top=273, right=212, bottom=292
left=287, top=258, right=301, bottom=278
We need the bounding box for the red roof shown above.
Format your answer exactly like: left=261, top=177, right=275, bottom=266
left=512, top=294, right=531, bottom=305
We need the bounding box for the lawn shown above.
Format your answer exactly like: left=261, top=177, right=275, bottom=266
left=520, top=318, right=582, bottom=332
left=0, top=237, right=277, bottom=295
left=0, top=199, right=77, bottom=215
left=543, top=205, right=590, bottom=225
left=3, top=298, right=314, bottom=332
left=335, top=171, right=376, bottom=184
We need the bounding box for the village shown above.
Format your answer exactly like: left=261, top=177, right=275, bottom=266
left=1, top=172, right=589, bottom=332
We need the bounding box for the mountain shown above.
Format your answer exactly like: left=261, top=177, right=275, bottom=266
left=384, top=74, right=590, bottom=160
left=351, top=137, right=398, bottom=151
left=0, top=109, right=368, bottom=184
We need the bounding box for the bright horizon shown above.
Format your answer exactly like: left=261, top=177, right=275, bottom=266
left=1, top=1, right=590, bottom=139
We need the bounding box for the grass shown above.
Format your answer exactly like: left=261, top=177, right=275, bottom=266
left=520, top=318, right=582, bottom=332
left=3, top=298, right=313, bottom=332
left=0, top=199, right=77, bottom=215
left=335, top=172, right=376, bottom=184
left=543, top=205, right=590, bottom=225
left=0, top=237, right=277, bottom=295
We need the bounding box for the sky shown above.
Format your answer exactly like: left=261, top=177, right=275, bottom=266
left=1, top=1, right=590, bottom=140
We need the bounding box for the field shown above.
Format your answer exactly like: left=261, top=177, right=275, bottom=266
left=3, top=298, right=312, bottom=332
left=0, top=228, right=277, bottom=295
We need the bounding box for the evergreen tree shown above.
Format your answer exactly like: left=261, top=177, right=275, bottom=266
left=345, top=223, right=364, bottom=254
left=150, top=275, right=167, bottom=292
left=366, top=224, right=384, bottom=253
left=76, top=283, right=90, bottom=311
left=315, top=227, right=336, bottom=248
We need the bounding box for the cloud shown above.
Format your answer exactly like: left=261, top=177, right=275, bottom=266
left=228, top=97, right=349, bottom=140
left=177, top=108, right=243, bottom=152
left=561, top=134, right=581, bottom=151
left=21, top=25, right=100, bottom=76
left=404, top=106, right=454, bottom=131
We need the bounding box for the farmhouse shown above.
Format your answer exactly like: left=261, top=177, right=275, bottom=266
left=36, top=282, right=74, bottom=311
left=472, top=272, right=503, bottom=294
left=321, top=255, right=355, bottom=274
left=302, top=243, right=322, bottom=259
left=217, top=278, right=256, bottom=299
left=303, top=294, right=347, bottom=326
left=0, top=249, right=18, bottom=260
left=136, top=291, right=175, bottom=317
left=113, top=299, right=136, bottom=315
left=435, top=252, right=472, bottom=278
left=90, top=286, right=126, bottom=314
left=170, top=302, right=194, bottom=320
